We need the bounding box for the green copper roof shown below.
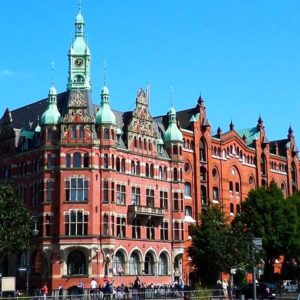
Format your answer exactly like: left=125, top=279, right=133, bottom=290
left=164, top=107, right=183, bottom=142
left=20, top=130, right=34, bottom=139
left=95, top=85, right=116, bottom=125
left=41, top=85, right=61, bottom=125
left=237, top=127, right=260, bottom=146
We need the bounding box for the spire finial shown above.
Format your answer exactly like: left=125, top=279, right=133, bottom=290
left=170, top=85, right=174, bottom=107
left=51, top=61, right=55, bottom=86
left=78, top=0, right=82, bottom=12
left=103, top=61, right=107, bottom=86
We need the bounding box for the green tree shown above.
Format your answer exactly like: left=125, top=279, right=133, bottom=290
left=188, top=205, right=254, bottom=287
left=236, top=182, right=298, bottom=281
left=0, top=184, right=31, bottom=261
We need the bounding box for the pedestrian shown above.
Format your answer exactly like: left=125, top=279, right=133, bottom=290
left=41, top=283, right=48, bottom=300
left=222, top=279, right=228, bottom=299
left=77, top=280, right=84, bottom=299
left=58, top=284, right=63, bottom=298
left=90, top=278, right=98, bottom=299
left=132, top=276, right=141, bottom=300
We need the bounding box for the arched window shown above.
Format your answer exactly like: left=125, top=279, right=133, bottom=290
left=134, top=136, right=137, bottom=148
left=73, top=152, right=81, bottom=168
left=144, top=253, right=155, bottom=275
left=72, top=126, right=77, bottom=139
left=173, top=145, right=178, bottom=155
left=114, top=251, right=125, bottom=275
left=130, top=252, right=140, bottom=275
left=261, top=154, right=267, bottom=176
left=104, top=154, right=109, bottom=169
left=200, top=166, right=207, bottom=181
left=150, top=164, right=154, bottom=178
left=201, top=185, right=207, bottom=205
left=159, top=166, right=163, bottom=179
left=67, top=250, right=87, bottom=275
left=136, top=162, right=140, bottom=175
left=74, top=75, right=84, bottom=83
left=131, top=161, right=136, bottom=175
left=200, top=138, right=206, bottom=162
left=185, top=206, right=192, bottom=216
left=146, top=163, right=150, bottom=177
left=213, top=187, right=219, bottom=201
left=116, top=157, right=121, bottom=172
left=173, top=168, right=178, bottom=181
left=121, top=158, right=126, bottom=173
left=158, top=253, right=168, bottom=275
left=83, top=153, right=89, bottom=168
left=104, top=128, right=109, bottom=139
left=66, top=154, right=71, bottom=168
left=79, top=126, right=84, bottom=139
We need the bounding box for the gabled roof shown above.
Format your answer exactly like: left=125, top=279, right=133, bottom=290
left=1, top=92, right=69, bottom=131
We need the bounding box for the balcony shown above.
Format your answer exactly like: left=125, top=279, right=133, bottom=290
left=128, top=204, right=165, bottom=219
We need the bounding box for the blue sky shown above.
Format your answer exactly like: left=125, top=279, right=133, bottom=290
left=1, top=0, right=300, bottom=142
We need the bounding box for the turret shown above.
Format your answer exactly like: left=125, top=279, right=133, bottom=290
left=67, top=4, right=91, bottom=90
left=164, top=107, right=183, bottom=157
left=41, top=84, right=61, bottom=125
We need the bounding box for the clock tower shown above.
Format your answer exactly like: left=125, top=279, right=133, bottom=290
left=67, top=5, right=91, bottom=90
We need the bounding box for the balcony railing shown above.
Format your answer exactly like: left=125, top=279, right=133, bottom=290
left=128, top=204, right=165, bottom=218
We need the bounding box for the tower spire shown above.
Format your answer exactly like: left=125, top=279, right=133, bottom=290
left=103, top=61, right=107, bottom=86
left=51, top=61, right=55, bottom=86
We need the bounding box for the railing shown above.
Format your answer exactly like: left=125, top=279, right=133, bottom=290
left=128, top=205, right=165, bottom=217
left=0, top=288, right=226, bottom=300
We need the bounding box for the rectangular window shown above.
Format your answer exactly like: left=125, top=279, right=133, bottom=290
left=146, top=188, right=154, bottom=207
left=116, top=184, right=126, bottom=205
left=174, top=222, right=183, bottom=241
left=146, top=220, right=155, bottom=240
left=184, top=183, right=191, bottom=197
left=47, top=154, right=53, bottom=169
left=46, top=181, right=52, bottom=202
left=173, top=192, right=179, bottom=211
left=160, top=191, right=168, bottom=209
left=103, top=215, right=109, bottom=237
left=111, top=182, right=115, bottom=203
left=65, top=210, right=88, bottom=236
left=132, top=219, right=141, bottom=239
left=213, top=187, right=219, bottom=201
left=45, top=214, right=52, bottom=236
left=103, top=180, right=109, bottom=203
left=229, top=181, right=233, bottom=192
left=65, top=177, right=89, bottom=202
left=160, top=221, right=168, bottom=240
left=117, top=217, right=126, bottom=238
left=131, top=186, right=140, bottom=205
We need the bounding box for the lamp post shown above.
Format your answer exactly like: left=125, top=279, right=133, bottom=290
left=252, top=238, right=262, bottom=300
left=26, top=216, right=39, bottom=295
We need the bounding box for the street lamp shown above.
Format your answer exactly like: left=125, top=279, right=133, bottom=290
left=252, top=238, right=262, bottom=300
left=26, top=216, right=39, bottom=295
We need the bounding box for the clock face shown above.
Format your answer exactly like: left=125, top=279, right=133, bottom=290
left=75, top=58, right=83, bottom=67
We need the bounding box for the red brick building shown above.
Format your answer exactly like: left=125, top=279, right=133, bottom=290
left=0, top=7, right=299, bottom=292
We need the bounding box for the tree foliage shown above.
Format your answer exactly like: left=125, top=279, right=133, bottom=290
left=188, top=205, right=254, bottom=287
left=235, top=182, right=300, bottom=280
left=0, top=184, right=31, bottom=260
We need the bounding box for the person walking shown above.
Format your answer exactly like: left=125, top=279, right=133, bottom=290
left=41, top=283, right=48, bottom=300
left=132, top=276, right=141, bottom=300
left=90, top=278, right=98, bottom=299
